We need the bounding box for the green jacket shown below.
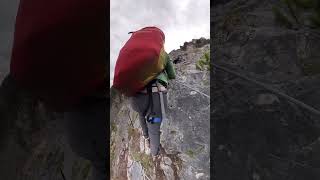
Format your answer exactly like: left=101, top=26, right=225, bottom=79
left=156, top=52, right=176, bottom=87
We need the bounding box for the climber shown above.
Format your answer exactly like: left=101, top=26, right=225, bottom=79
left=0, top=0, right=107, bottom=179
left=129, top=45, right=176, bottom=159
left=113, top=26, right=176, bottom=159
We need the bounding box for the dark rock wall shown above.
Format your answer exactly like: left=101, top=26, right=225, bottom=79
left=212, top=0, right=320, bottom=179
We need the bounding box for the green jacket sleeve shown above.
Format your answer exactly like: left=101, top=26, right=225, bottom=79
left=165, top=54, right=176, bottom=79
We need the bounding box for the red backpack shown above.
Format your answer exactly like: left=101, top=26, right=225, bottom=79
left=10, top=0, right=106, bottom=111
left=113, top=26, right=166, bottom=96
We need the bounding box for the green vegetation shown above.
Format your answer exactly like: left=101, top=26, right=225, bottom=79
left=110, top=150, right=115, bottom=165
left=222, top=9, right=243, bottom=30
left=132, top=151, right=154, bottom=175
left=110, top=122, right=117, bottom=164
left=273, top=0, right=320, bottom=29
left=111, top=122, right=117, bottom=133
left=272, top=6, right=294, bottom=28
left=272, top=0, right=320, bottom=75
left=81, top=161, right=92, bottom=179
left=186, top=149, right=195, bottom=158
left=128, top=127, right=135, bottom=137
left=293, top=0, right=317, bottom=9
left=70, top=159, right=92, bottom=180
left=110, top=137, right=116, bottom=164
left=128, top=126, right=154, bottom=175
left=302, top=61, right=320, bottom=75
left=196, top=51, right=210, bottom=71
left=310, top=10, right=320, bottom=26
left=185, top=145, right=205, bottom=159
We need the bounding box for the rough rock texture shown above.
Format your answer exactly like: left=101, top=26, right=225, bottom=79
left=111, top=39, right=210, bottom=180
left=213, top=0, right=320, bottom=179
left=0, top=95, right=95, bottom=180
left=0, top=0, right=18, bottom=82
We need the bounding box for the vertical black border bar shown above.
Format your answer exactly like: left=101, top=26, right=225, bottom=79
left=106, top=0, right=111, bottom=179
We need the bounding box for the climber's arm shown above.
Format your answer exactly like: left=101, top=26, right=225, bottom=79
left=165, top=54, right=176, bottom=79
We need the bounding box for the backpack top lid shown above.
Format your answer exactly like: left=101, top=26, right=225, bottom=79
left=133, top=26, right=165, bottom=41
left=113, top=26, right=166, bottom=96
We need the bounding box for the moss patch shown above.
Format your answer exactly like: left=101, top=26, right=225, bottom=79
left=110, top=145, right=115, bottom=165
left=128, top=126, right=154, bottom=177
left=166, top=152, right=183, bottom=179
left=272, top=0, right=320, bottom=29
left=302, top=61, right=320, bottom=75
left=186, top=149, right=195, bottom=158
left=272, top=6, right=294, bottom=28
left=131, top=151, right=154, bottom=177
left=196, top=51, right=210, bottom=71
left=81, top=161, right=92, bottom=179
left=222, top=9, right=244, bottom=30
left=111, top=122, right=117, bottom=133
left=185, top=145, right=205, bottom=159
left=128, top=127, right=142, bottom=159
left=72, top=159, right=92, bottom=180
left=128, top=127, right=135, bottom=138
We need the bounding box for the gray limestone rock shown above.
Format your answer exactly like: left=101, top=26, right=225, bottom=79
left=111, top=38, right=210, bottom=180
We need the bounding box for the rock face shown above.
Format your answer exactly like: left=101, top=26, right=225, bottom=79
left=0, top=93, right=95, bottom=180
left=111, top=39, right=210, bottom=180
left=213, top=0, right=320, bottom=179
left=0, top=0, right=18, bottom=82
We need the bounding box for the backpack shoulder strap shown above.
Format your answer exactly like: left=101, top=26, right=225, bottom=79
left=144, top=80, right=157, bottom=119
